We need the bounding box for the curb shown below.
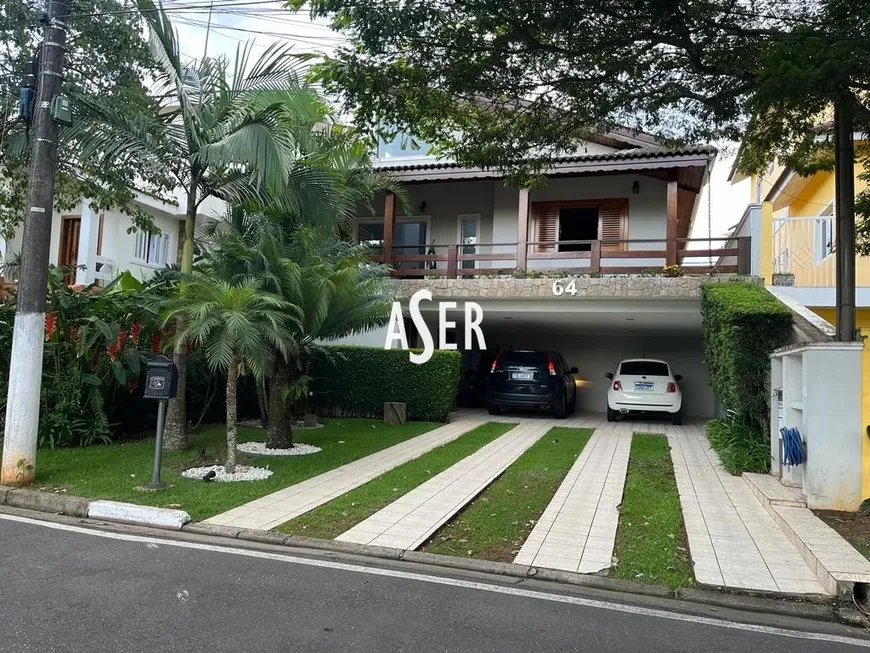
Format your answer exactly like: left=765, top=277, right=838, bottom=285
left=182, top=521, right=839, bottom=622
left=0, top=486, right=88, bottom=518
left=0, top=489, right=849, bottom=625
left=0, top=486, right=189, bottom=530
left=88, top=500, right=190, bottom=530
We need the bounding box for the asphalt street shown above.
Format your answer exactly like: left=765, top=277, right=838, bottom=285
left=1, top=512, right=868, bottom=653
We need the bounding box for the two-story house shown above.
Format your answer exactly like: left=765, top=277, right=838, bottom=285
left=348, top=130, right=750, bottom=418
left=0, top=190, right=225, bottom=286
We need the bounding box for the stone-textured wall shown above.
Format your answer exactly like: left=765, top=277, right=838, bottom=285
left=390, top=275, right=758, bottom=300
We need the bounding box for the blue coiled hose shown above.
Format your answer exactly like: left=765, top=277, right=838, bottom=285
left=780, top=426, right=806, bottom=466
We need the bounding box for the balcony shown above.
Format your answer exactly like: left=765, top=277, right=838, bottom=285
left=369, top=236, right=751, bottom=278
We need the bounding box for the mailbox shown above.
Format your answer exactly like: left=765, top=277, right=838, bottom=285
left=144, top=355, right=178, bottom=400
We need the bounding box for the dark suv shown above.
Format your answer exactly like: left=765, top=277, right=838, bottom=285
left=485, top=350, right=578, bottom=418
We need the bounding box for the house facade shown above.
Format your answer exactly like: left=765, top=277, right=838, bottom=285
left=344, top=132, right=754, bottom=418
left=728, top=142, right=870, bottom=504
left=0, top=190, right=225, bottom=286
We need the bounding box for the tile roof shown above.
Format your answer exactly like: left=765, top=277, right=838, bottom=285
left=372, top=145, right=717, bottom=172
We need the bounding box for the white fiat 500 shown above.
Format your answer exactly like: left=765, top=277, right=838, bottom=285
left=606, top=359, right=683, bottom=424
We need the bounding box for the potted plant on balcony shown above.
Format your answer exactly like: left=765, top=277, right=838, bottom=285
left=772, top=272, right=795, bottom=286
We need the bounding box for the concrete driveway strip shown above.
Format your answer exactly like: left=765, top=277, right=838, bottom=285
left=514, top=429, right=631, bottom=573
left=205, top=417, right=489, bottom=530
left=337, top=419, right=556, bottom=550
left=2, top=514, right=868, bottom=653
left=668, top=424, right=829, bottom=595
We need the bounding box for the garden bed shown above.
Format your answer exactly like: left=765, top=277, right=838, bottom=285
left=421, top=427, right=592, bottom=561
left=34, top=418, right=438, bottom=521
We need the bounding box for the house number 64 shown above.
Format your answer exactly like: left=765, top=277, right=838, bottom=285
left=552, top=279, right=577, bottom=296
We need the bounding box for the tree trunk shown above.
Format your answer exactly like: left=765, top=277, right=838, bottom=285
left=266, top=359, right=293, bottom=449
left=162, top=338, right=187, bottom=451
left=255, top=378, right=269, bottom=429
left=225, top=358, right=238, bottom=474
left=162, top=181, right=197, bottom=451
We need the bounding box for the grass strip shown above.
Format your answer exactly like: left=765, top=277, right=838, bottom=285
left=613, top=433, right=693, bottom=589
left=35, top=418, right=438, bottom=522
left=422, top=427, right=593, bottom=561
left=274, top=422, right=513, bottom=538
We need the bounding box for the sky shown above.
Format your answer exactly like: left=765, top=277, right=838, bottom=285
left=167, top=0, right=751, bottom=240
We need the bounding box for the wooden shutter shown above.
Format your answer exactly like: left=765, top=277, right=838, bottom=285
left=536, top=206, right=557, bottom=252
left=599, top=201, right=627, bottom=250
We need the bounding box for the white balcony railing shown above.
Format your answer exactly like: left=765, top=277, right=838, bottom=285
left=771, top=216, right=835, bottom=287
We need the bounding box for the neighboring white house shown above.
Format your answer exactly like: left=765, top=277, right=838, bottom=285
left=0, top=189, right=226, bottom=285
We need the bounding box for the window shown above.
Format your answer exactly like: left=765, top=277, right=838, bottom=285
left=532, top=200, right=628, bottom=253
left=458, top=214, right=480, bottom=270
left=356, top=218, right=430, bottom=269
left=375, top=131, right=434, bottom=158
left=133, top=229, right=171, bottom=267
left=814, top=204, right=835, bottom=263
left=619, top=361, right=669, bottom=376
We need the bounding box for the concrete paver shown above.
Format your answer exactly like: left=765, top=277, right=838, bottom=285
left=336, top=419, right=556, bottom=550
left=668, top=424, right=829, bottom=595
left=205, top=418, right=488, bottom=530
left=514, top=429, right=631, bottom=573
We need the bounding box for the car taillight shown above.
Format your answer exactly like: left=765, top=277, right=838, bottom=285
left=613, top=380, right=622, bottom=391
left=547, top=356, right=556, bottom=376
left=491, top=353, right=500, bottom=373
left=667, top=382, right=676, bottom=393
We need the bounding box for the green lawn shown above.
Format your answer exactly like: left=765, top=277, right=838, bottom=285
left=422, top=427, right=592, bottom=561
left=34, top=419, right=439, bottom=522
left=275, top=422, right=513, bottom=538
left=613, top=433, right=693, bottom=589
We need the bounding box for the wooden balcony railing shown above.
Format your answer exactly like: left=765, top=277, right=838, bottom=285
left=370, top=236, right=751, bottom=278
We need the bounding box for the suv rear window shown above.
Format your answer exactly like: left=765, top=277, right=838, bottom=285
left=497, top=351, right=549, bottom=368
left=619, top=361, right=669, bottom=376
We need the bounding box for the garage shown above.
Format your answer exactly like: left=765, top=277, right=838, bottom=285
left=419, top=297, right=716, bottom=419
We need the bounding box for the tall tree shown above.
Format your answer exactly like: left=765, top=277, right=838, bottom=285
left=70, top=0, right=343, bottom=450
left=162, top=275, right=298, bottom=473
left=297, top=1, right=869, bottom=175
left=1, top=0, right=165, bottom=240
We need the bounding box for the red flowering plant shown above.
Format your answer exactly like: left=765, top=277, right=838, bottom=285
left=0, top=266, right=172, bottom=448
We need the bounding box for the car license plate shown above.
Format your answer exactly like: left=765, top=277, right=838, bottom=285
left=634, top=382, right=654, bottom=391
left=512, top=372, right=533, bottom=380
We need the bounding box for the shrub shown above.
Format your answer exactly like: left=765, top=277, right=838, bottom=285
left=309, top=345, right=461, bottom=422
left=707, top=413, right=771, bottom=474
left=701, top=282, right=792, bottom=429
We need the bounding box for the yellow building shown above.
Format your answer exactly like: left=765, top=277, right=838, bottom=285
left=730, top=147, right=870, bottom=499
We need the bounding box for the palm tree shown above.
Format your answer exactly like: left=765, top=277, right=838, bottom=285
left=266, top=228, right=393, bottom=449
left=199, top=216, right=393, bottom=449
left=66, top=0, right=344, bottom=451
left=162, top=275, right=300, bottom=473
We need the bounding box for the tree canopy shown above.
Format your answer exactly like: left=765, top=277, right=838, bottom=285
left=299, top=0, right=870, bottom=182
left=1, top=0, right=163, bottom=239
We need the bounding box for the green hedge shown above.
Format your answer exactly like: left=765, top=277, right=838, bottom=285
left=701, top=282, right=792, bottom=428
left=309, top=345, right=461, bottom=422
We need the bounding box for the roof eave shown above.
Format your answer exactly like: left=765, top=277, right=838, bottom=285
left=380, top=152, right=714, bottom=183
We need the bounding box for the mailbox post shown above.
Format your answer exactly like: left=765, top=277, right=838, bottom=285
left=143, top=355, right=178, bottom=489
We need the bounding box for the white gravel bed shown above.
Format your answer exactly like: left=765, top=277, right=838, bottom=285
left=237, top=442, right=322, bottom=457
left=181, top=464, right=273, bottom=482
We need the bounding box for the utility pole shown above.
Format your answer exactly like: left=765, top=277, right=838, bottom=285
left=834, top=94, right=857, bottom=342
left=1, top=0, right=72, bottom=485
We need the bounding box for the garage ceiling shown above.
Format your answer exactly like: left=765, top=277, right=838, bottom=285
left=420, top=298, right=703, bottom=336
